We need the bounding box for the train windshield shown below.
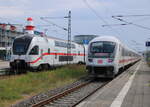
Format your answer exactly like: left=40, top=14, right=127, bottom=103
left=13, top=36, right=33, bottom=55
left=89, top=41, right=116, bottom=58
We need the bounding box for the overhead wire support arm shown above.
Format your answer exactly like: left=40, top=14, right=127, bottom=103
left=112, top=16, right=150, bottom=31
left=40, top=17, right=68, bottom=31
left=40, top=16, right=67, bottom=19
left=112, top=14, right=150, bottom=18
left=83, top=0, right=121, bottom=36
left=102, top=23, right=128, bottom=27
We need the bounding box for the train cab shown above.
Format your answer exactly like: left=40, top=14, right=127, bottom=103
left=10, top=35, right=35, bottom=69
left=86, top=36, right=121, bottom=78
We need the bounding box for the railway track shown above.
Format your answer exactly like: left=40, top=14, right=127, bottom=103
left=12, top=62, right=140, bottom=107
left=31, top=79, right=109, bottom=107
left=11, top=76, right=109, bottom=107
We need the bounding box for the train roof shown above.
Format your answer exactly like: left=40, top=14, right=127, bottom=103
left=90, top=36, right=140, bottom=55
left=16, top=34, right=80, bottom=45
left=90, top=36, right=121, bottom=44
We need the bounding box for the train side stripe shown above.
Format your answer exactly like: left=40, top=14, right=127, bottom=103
left=119, top=58, right=137, bottom=63
left=28, top=52, right=86, bottom=64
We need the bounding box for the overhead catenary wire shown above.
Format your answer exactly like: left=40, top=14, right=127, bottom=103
left=83, top=0, right=121, bottom=37
left=129, top=17, right=150, bottom=23
left=41, top=17, right=67, bottom=19
left=39, top=16, right=70, bottom=38
left=102, top=23, right=129, bottom=27
left=40, top=16, right=83, bottom=36
left=38, top=18, right=68, bottom=37
left=112, top=16, right=150, bottom=31
left=40, top=17, right=68, bottom=31
left=113, top=14, right=150, bottom=18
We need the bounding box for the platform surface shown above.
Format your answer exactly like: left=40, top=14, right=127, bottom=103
left=77, top=60, right=150, bottom=107
left=0, top=61, right=9, bottom=70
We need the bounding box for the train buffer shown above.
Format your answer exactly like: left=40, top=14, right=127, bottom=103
left=77, top=60, right=150, bottom=107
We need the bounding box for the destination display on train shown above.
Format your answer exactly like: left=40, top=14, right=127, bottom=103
left=146, top=41, right=150, bottom=47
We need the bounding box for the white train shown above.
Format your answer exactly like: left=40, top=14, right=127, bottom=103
left=10, top=34, right=86, bottom=70
left=86, top=36, right=141, bottom=78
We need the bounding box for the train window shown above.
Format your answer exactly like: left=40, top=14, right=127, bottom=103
left=55, top=40, right=76, bottom=49
left=90, top=42, right=115, bottom=53
left=90, top=41, right=116, bottom=58
left=13, top=36, right=33, bottom=55
left=62, top=42, right=67, bottom=48
left=59, top=56, right=73, bottom=61
left=29, top=46, right=39, bottom=55
left=55, top=41, right=59, bottom=47
left=55, top=53, right=57, bottom=59
left=48, top=48, right=50, bottom=53
left=122, top=48, right=125, bottom=56
left=64, top=43, right=67, bottom=48
left=41, top=49, right=43, bottom=59
left=78, top=51, right=80, bottom=55
left=55, top=41, right=67, bottom=48
left=122, top=48, right=133, bottom=56
left=71, top=44, right=76, bottom=48
left=119, top=45, right=121, bottom=51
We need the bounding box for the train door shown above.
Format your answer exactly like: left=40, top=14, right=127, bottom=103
left=54, top=50, right=58, bottom=66
left=40, top=49, right=43, bottom=61
left=44, top=48, right=51, bottom=65
left=118, top=45, right=122, bottom=68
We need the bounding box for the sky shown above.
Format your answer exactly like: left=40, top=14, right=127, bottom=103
left=0, top=0, right=150, bottom=51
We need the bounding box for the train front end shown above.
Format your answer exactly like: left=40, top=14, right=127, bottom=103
left=86, top=37, right=118, bottom=78
left=10, top=35, right=33, bottom=70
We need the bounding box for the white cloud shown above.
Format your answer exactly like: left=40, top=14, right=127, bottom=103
left=0, top=0, right=115, bottom=18
left=0, top=6, right=24, bottom=17
left=5, top=0, right=29, bottom=4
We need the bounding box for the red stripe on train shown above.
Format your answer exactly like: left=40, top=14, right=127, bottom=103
left=28, top=52, right=86, bottom=64
left=119, top=58, right=137, bottom=63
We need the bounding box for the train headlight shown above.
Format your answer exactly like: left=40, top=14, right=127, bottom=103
left=108, top=59, right=114, bottom=63
left=88, top=58, right=93, bottom=62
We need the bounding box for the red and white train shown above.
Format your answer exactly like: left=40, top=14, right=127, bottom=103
left=10, top=17, right=87, bottom=71
left=10, top=34, right=86, bottom=70
left=86, top=36, right=141, bottom=78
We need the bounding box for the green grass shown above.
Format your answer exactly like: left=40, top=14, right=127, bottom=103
left=0, top=64, right=86, bottom=107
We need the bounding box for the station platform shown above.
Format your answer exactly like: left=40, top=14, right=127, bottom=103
left=0, top=61, right=9, bottom=70
left=77, top=60, right=150, bottom=107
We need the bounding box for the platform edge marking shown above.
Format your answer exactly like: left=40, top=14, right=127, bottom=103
left=110, top=62, right=141, bottom=107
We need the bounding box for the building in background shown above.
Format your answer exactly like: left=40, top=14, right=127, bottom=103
left=145, top=41, right=150, bottom=65
left=0, top=23, right=44, bottom=60
left=0, top=23, right=24, bottom=60
left=73, top=35, right=98, bottom=45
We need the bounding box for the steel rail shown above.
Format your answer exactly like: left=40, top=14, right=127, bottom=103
left=72, top=82, right=108, bottom=107
left=32, top=80, right=109, bottom=107
left=32, top=80, right=92, bottom=107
